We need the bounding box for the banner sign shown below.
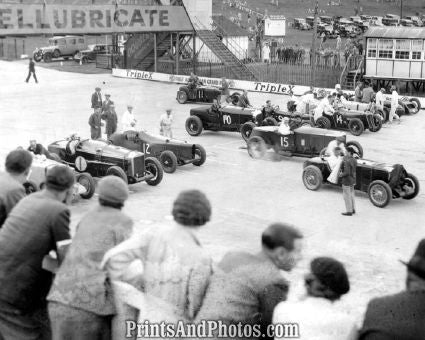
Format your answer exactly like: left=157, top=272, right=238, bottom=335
left=0, top=5, right=193, bottom=35
left=113, top=68, right=425, bottom=107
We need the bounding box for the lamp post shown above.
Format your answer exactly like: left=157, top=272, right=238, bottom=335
left=400, top=0, right=403, bottom=19
left=310, top=0, right=319, bottom=87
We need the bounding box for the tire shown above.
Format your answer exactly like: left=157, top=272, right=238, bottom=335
left=369, top=114, right=383, bottom=132
left=159, top=150, right=178, bottom=174
left=230, top=93, right=240, bottom=105
left=76, top=172, right=96, bottom=199
left=240, top=121, right=256, bottom=142
left=53, top=49, right=60, bottom=58
left=247, top=136, right=267, bottom=158
left=263, top=117, right=278, bottom=126
left=402, top=173, right=420, bottom=200
left=368, top=180, right=392, bottom=208
left=302, top=165, right=323, bottom=191
left=409, top=98, right=421, bottom=112
left=33, top=52, right=42, bottom=62
left=376, top=109, right=387, bottom=122
left=106, top=166, right=128, bottom=184
left=301, top=121, right=313, bottom=127
left=185, top=116, right=203, bottom=136
left=193, top=144, right=206, bottom=166
left=43, top=53, right=52, bottom=63
left=348, top=118, right=364, bottom=136
left=346, top=141, right=364, bottom=158
left=315, top=116, right=331, bottom=129
left=145, top=157, right=163, bottom=186
left=23, top=181, right=38, bottom=195
left=177, top=90, right=188, bottom=104
left=81, top=56, right=88, bottom=64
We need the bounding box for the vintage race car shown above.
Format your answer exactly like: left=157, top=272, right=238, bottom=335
left=109, top=131, right=206, bottom=174
left=247, top=126, right=363, bottom=159
left=24, top=155, right=96, bottom=200
left=47, top=135, right=163, bottom=186
left=302, top=157, right=419, bottom=208
left=315, top=108, right=382, bottom=136
left=177, top=84, right=240, bottom=105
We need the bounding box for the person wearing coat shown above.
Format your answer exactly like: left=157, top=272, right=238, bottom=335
left=102, top=94, right=114, bottom=114
left=47, top=176, right=133, bottom=340
left=219, top=77, right=230, bottom=104
left=91, top=87, right=102, bottom=112
left=89, top=108, right=103, bottom=140
left=359, top=239, right=425, bottom=340
left=102, top=104, right=118, bottom=139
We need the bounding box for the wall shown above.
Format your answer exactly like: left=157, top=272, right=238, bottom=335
left=196, top=35, right=249, bottom=63
left=182, top=0, right=212, bottom=29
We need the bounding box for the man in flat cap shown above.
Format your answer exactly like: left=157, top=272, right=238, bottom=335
left=0, top=166, right=75, bottom=340
left=102, top=93, right=114, bottom=115
left=88, top=108, right=103, bottom=140
left=91, top=87, right=102, bottom=112
left=159, top=109, right=174, bottom=138
left=48, top=176, right=133, bottom=340
left=195, top=223, right=303, bottom=339
left=0, top=149, right=33, bottom=228
left=274, top=257, right=357, bottom=339
left=359, top=239, right=425, bottom=340
left=101, top=103, right=118, bottom=139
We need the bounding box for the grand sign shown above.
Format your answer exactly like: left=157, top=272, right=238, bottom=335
left=0, top=5, right=193, bottom=35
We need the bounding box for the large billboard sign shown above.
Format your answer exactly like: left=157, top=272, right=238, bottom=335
left=264, top=15, right=286, bottom=37
left=0, top=4, right=193, bottom=35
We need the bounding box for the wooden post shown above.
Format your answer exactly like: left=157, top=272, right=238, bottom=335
left=154, top=33, right=157, bottom=72
left=175, top=32, right=180, bottom=75
left=310, top=0, right=319, bottom=87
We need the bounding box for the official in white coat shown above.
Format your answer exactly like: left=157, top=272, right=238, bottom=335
left=121, top=105, right=137, bottom=132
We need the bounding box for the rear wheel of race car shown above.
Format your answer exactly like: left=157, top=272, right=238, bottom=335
left=159, top=151, right=178, bottom=174
left=409, top=98, right=421, bottom=113
left=348, top=118, right=364, bottom=136
left=23, top=181, right=38, bottom=195
left=247, top=136, right=267, bottom=159
left=106, top=166, right=128, bottom=185
left=402, top=173, right=420, bottom=200
left=43, top=53, right=52, bottom=63
left=315, top=116, right=331, bottom=129
left=369, top=114, right=383, bottom=132
left=185, top=116, right=203, bottom=136
left=241, top=122, right=256, bottom=142
left=302, top=165, right=323, bottom=191
left=53, top=49, right=60, bottom=58
left=263, top=117, right=278, bottom=126
left=76, top=172, right=96, bottom=199
left=145, top=157, right=163, bottom=186
left=177, top=90, right=188, bottom=104
left=346, top=141, right=364, bottom=159
left=193, top=144, right=206, bottom=167
left=230, top=93, right=240, bottom=105
left=368, top=180, right=392, bottom=208
left=375, top=109, right=387, bottom=122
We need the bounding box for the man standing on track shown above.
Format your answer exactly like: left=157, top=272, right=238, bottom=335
left=340, top=146, right=357, bottom=216
left=101, top=103, right=118, bottom=139
left=91, top=87, right=102, bottom=113
left=25, top=58, right=38, bottom=83
left=375, top=88, right=385, bottom=113
left=159, top=109, right=174, bottom=138
left=389, top=85, right=400, bottom=124
left=88, top=108, right=103, bottom=140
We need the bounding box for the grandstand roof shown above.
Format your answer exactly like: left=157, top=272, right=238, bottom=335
left=364, top=27, right=425, bottom=39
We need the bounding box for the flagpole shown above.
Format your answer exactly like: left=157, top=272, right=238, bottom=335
left=310, top=0, right=319, bottom=88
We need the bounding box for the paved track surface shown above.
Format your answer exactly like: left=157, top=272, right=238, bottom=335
left=1, top=60, right=424, bottom=324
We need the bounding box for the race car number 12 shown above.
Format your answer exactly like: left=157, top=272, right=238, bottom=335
left=223, top=114, right=232, bottom=125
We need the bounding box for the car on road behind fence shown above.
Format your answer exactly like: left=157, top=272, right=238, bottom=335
left=33, top=36, right=87, bottom=63
left=73, top=44, right=110, bottom=64
left=302, top=157, right=419, bottom=208
left=109, top=130, right=206, bottom=174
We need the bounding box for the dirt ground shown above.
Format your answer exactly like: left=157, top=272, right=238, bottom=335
left=1, top=60, right=424, bottom=326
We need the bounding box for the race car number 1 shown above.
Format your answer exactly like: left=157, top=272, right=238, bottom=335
left=281, top=136, right=289, bottom=148
left=223, top=114, right=232, bottom=125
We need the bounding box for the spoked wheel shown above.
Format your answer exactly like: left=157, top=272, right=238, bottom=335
left=53, top=49, right=61, bottom=58
left=193, top=144, right=206, bottom=166
left=368, top=180, right=391, bottom=208
left=177, top=90, right=188, bottom=104
left=302, top=165, right=323, bottom=191
left=402, top=173, right=420, bottom=200
left=247, top=136, right=267, bottom=158
left=369, top=114, right=383, bottom=132
left=409, top=98, right=421, bottom=113
left=43, top=53, right=52, bottom=63
left=346, top=141, right=364, bottom=159
left=159, top=151, right=178, bottom=174
left=348, top=118, right=364, bottom=136
left=106, top=166, right=128, bottom=184
left=145, top=157, right=163, bottom=186
left=76, top=172, right=96, bottom=199
left=185, top=116, right=203, bottom=136
left=240, top=122, right=256, bottom=142
left=315, top=116, right=331, bottom=129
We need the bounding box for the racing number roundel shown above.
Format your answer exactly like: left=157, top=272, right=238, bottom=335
left=75, top=156, right=87, bottom=172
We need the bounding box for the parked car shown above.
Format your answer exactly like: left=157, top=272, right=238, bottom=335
left=382, top=17, right=399, bottom=26
left=302, top=157, right=419, bottom=208
left=109, top=130, right=206, bottom=174
left=360, top=15, right=372, bottom=21
left=73, top=44, right=109, bottom=63
left=177, top=84, right=240, bottom=105
left=319, top=15, right=333, bottom=25
left=404, top=16, right=423, bottom=26
left=33, top=35, right=87, bottom=63
left=293, top=18, right=311, bottom=30
left=24, top=155, right=96, bottom=200
left=400, top=19, right=414, bottom=27
left=247, top=125, right=363, bottom=159
left=47, top=135, right=163, bottom=185
left=306, top=16, right=318, bottom=26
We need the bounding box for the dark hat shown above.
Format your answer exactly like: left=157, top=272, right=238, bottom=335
left=105, top=93, right=111, bottom=97
left=346, top=146, right=356, bottom=154
left=5, top=149, right=33, bottom=174
left=401, top=239, right=425, bottom=280
left=172, top=190, right=211, bottom=227
left=45, top=166, right=75, bottom=191
left=95, top=87, right=101, bottom=91
left=262, top=223, right=303, bottom=251
left=311, top=257, right=350, bottom=295
left=98, top=176, right=129, bottom=204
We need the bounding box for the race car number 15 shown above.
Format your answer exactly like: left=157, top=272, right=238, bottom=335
left=281, top=136, right=289, bottom=148
left=223, top=114, right=232, bottom=125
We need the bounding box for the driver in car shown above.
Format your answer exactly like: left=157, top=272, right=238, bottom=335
left=257, top=100, right=275, bottom=125
left=278, top=117, right=293, bottom=135
left=188, top=72, right=200, bottom=92
left=237, top=90, right=251, bottom=108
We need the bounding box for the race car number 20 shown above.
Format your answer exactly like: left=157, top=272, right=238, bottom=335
left=281, top=136, right=289, bottom=148
left=223, top=114, right=232, bottom=125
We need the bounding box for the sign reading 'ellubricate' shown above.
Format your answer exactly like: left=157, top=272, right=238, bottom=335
left=0, top=5, right=193, bottom=35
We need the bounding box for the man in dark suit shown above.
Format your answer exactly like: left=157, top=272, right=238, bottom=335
left=25, top=58, right=38, bottom=83
left=340, top=146, right=357, bottom=216
left=88, top=108, right=103, bottom=139
left=91, top=87, right=102, bottom=112
left=195, top=223, right=303, bottom=339
left=359, top=239, right=425, bottom=340
left=237, top=90, right=252, bottom=108
left=102, top=93, right=114, bottom=114
left=101, top=103, right=118, bottom=139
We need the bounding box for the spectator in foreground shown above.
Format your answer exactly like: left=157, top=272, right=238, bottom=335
left=195, top=223, right=303, bottom=340
left=0, top=149, right=32, bottom=227
left=273, top=257, right=357, bottom=340
left=359, top=239, right=425, bottom=339
left=102, top=190, right=213, bottom=323
left=48, top=176, right=133, bottom=340
left=0, top=166, right=74, bottom=340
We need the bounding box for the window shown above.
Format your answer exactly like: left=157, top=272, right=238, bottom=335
left=411, top=40, right=423, bottom=60
left=412, top=51, right=421, bottom=59
left=395, top=51, right=409, bottom=59
left=395, top=39, right=410, bottom=59
left=367, top=38, right=377, bottom=58
left=378, top=39, right=393, bottom=59
left=68, top=39, right=76, bottom=45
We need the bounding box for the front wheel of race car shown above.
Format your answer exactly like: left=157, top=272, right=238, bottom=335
left=376, top=109, right=388, bottom=122
left=76, top=172, right=96, bottom=199
left=315, top=116, right=331, bottom=129
left=185, top=116, right=203, bottom=136
left=247, top=136, right=267, bottom=159
left=229, top=92, right=240, bottom=105
left=106, top=166, right=128, bottom=184
left=346, top=141, right=364, bottom=158
left=193, top=144, right=206, bottom=166
left=23, top=181, right=38, bottom=195
left=402, top=173, right=420, bottom=200
left=348, top=118, right=364, bottom=136
left=368, top=180, right=392, bottom=208
left=241, top=122, right=256, bottom=142
left=303, top=165, right=323, bottom=191
left=369, top=114, right=383, bottom=133
left=159, top=150, right=178, bottom=174
left=145, top=157, right=163, bottom=186
left=177, top=90, right=188, bottom=104
left=409, top=98, right=421, bottom=113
